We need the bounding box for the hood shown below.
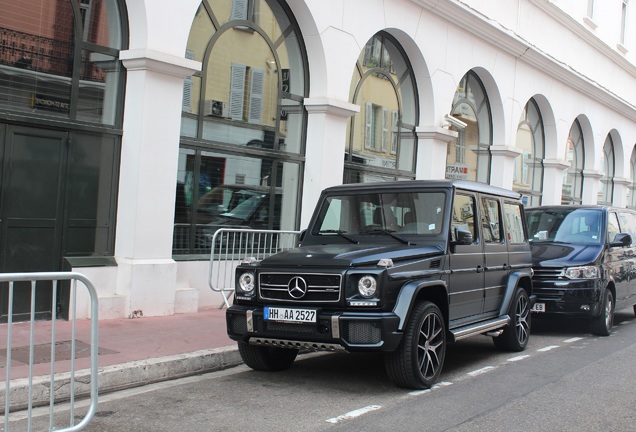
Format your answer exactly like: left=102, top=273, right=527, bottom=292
left=530, top=242, right=603, bottom=268
left=260, top=243, right=444, bottom=268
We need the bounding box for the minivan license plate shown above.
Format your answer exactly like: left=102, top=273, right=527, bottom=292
left=264, top=306, right=316, bottom=323
left=531, top=302, right=545, bottom=313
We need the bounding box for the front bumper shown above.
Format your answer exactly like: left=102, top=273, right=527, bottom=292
left=226, top=305, right=403, bottom=352
left=531, top=278, right=603, bottom=317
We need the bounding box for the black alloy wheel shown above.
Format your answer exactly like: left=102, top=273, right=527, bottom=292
left=493, top=288, right=531, bottom=351
left=385, top=301, right=446, bottom=389
left=590, top=289, right=614, bottom=336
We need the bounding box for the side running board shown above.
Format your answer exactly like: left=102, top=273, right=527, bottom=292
left=450, top=316, right=510, bottom=342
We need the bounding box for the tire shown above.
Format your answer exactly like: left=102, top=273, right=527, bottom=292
left=590, top=289, right=614, bottom=336
left=238, top=341, right=298, bottom=372
left=633, top=304, right=636, bottom=316
left=384, top=301, right=446, bottom=389
left=493, top=288, right=531, bottom=351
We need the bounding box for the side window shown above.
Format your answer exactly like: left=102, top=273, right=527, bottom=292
left=503, top=202, right=527, bottom=244
left=616, top=211, right=636, bottom=245
left=481, top=197, right=502, bottom=243
left=608, top=212, right=620, bottom=243
left=451, top=193, right=476, bottom=242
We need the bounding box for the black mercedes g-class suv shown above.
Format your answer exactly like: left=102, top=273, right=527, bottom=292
left=226, top=180, right=535, bottom=389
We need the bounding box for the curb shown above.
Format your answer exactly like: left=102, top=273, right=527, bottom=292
left=2, top=346, right=242, bottom=413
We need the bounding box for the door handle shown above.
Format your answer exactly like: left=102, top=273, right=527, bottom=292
left=476, top=266, right=483, bottom=273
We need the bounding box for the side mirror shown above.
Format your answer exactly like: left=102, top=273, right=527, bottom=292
left=453, top=228, right=473, bottom=246
left=610, top=232, right=632, bottom=248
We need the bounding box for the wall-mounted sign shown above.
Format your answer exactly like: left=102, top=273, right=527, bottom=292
left=31, top=94, right=70, bottom=113
left=446, top=163, right=469, bottom=179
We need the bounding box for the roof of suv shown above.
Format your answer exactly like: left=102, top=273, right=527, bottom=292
left=322, top=180, right=522, bottom=200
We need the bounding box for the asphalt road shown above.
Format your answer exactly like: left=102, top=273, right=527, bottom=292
left=11, top=310, right=636, bottom=432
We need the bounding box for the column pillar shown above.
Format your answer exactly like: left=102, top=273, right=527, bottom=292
left=301, top=98, right=359, bottom=227
left=415, top=127, right=457, bottom=179
left=613, top=177, right=631, bottom=207
left=542, top=159, right=569, bottom=205
left=490, top=145, right=522, bottom=189
left=582, top=170, right=603, bottom=205
left=117, top=49, right=200, bottom=317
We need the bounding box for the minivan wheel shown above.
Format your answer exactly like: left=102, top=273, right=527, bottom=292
left=238, top=341, right=298, bottom=371
left=493, top=288, right=531, bottom=351
left=384, top=301, right=446, bottom=389
left=590, top=289, right=614, bottom=336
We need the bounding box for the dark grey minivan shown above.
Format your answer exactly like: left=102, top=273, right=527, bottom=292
left=525, top=205, right=636, bottom=335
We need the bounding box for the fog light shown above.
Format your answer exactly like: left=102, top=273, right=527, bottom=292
left=580, top=304, right=590, bottom=311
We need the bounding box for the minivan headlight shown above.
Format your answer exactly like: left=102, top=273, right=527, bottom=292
left=564, top=266, right=599, bottom=279
left=237, top=272, right=255, bottom=294
left=358, top=275, right=377, bottom=298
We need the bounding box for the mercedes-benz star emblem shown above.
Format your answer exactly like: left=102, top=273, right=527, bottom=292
left=287, top=276, right=308, bottom=299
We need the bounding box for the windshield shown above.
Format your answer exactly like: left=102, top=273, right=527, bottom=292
left=312, top=191, right=447, bottom=237
left=221, top=192, right=267, bottom=221
left=526, top=208, right=603, bottom=245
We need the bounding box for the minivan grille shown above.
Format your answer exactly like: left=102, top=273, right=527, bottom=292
left=259, top=272, right=342, bottom=302
left=533, top=268, right=564, bottom=279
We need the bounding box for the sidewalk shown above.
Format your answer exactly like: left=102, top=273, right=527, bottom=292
left=0, top=308, right=242, bottom=411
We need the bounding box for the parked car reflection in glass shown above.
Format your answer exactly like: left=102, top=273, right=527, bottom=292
left=196, top=184, right=281, bottom=250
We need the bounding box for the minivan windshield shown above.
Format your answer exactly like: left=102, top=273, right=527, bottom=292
left=525, top=208, right=603, bottom=245
left=312, top=191, right=447, bottom=238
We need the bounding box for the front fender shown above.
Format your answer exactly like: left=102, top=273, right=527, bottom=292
left=393, top=279, right=448, bottom=331
left=498, top=270, right=534, bottom=316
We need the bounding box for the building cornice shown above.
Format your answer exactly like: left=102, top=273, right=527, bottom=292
left=304, top=98, right=360, bottom=117
left=409, top=0, right=636, bottom=121
left=120, top=49, right=201, bottom=79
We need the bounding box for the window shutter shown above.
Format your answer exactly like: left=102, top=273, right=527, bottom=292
left=229, top=63, right=246, bottom=120
left=182, top=50, right=195, bottom=113
left=365, top=102, right=373, bottom=149
left=248, top=68, right=264, bottom=124
left=230, top=0, right=248, bottom=20
left=390, top=110, right=398, bottom=154
left=381, top=107, right=388, bottom=152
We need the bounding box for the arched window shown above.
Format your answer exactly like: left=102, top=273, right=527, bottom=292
left=563, top=120, right=585, bottom=204
left=344, top=32, right=418, bottom=183
left=514, top=99, right=544, bottom=207
left=446, top=71, right=492, bottom=184
left=0, top=0, right=127, bottom=125
left=175, top=0, right=308, bottom=255
left=599, top=135, right=615, bottom=205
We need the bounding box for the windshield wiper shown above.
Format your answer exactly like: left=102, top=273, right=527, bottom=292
left=361, top=229, right=414, bottom=246
left=318, top=230, right=359, bottom=244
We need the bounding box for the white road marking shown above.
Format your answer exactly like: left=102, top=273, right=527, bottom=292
left=538, top=345, right=560, bottom=352
left=326, top=405, right=382, bottom=424
left=408, top=381, right=453, bottom=396
left=468, top=366, right=496, bottom=377
left=564, top=337, right=583, bottom=343
left=507, top=354, right=530, bottom=362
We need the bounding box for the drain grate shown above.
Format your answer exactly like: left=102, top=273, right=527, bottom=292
left=0, top=340, right=118, bottom=365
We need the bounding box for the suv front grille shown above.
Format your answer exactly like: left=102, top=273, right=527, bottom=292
left=259, top=272, right=342, bottom=302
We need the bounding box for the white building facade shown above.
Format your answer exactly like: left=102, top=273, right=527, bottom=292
left=1, top=0, right=635, bottom=320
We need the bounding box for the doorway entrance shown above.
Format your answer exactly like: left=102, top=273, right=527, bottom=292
left=0, top=125, right=69, bottom=321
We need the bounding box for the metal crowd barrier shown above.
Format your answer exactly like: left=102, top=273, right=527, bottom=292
left=0, top=272, right=99, bottom=432
left=209, top=228, right=301, bottom=307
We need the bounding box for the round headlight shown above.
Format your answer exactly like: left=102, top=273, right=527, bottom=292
left=238, top=272, right=255, bottom=294
left=358, top=275, right=377, bottom=298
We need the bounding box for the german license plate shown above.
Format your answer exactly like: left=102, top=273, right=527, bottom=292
left=264, top=306, right=316, bottom=323
left=531, top=302, right=545, bottom=313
